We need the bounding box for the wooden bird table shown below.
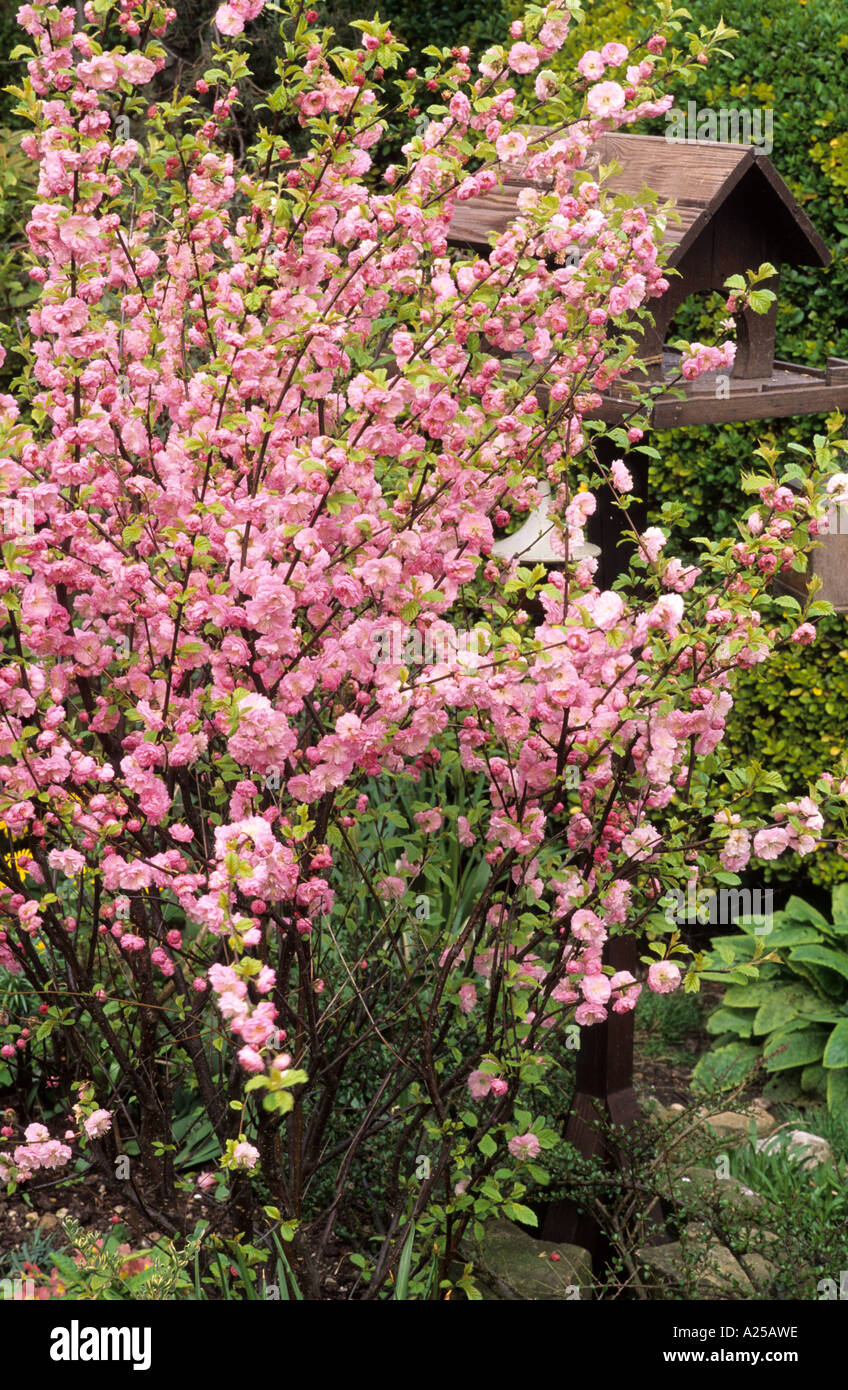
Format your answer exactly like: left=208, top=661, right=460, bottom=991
left=448, top=131, right=848, bottom=1272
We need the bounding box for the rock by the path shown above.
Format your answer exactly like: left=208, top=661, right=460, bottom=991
left=703, top=1105, right=777, bottom=1140
left=755, top=1128, right=833, bottom=1170
left=641, top=1095, right=777, bottom=1141
left=471, top=1218, right=592, bottom=1300
left=638, top=1222, right=774, bottom=1299
left=666, top=1165, right=763, bottom=1215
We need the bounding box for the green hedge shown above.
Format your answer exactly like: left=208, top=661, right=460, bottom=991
left=723, top=615, right=848, bottom=889
left=650, top=0, right=848, bottom=886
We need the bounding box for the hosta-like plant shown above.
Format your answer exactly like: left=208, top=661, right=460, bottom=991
left=698, top=889, right=848, bottom=1113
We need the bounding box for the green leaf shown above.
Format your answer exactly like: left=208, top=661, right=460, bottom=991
left=752, top=985, right=831, bottom=1035
left=789, top=943, right=848, bottom=985
left=783, top=895, right=829, bottom=928
left=704, top=1007, right=754, bottom=1038
left=393, top=1223, right=415, bottom=1301
left=827, top=1067, right=848, bottom=1114
left=755, top=925, right=820, bottom=951
left=800, top=1064, right=827, bottom=1095
left=748, top=288, right=776, bottom=315
left=506, top=1202, right=538, bottom=1228
left=692, top=1043, right=760, bottom=1094
left=723, top=981, right=775, bottom=1008
left=831, top=883, right=848, bottom=928
left=823, top=1018, right=848, bottom=1068
left=763, top=1027, right=828, bottom=1072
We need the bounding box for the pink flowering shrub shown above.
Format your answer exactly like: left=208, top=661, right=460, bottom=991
left=1, top=0, right=847, bottom=1294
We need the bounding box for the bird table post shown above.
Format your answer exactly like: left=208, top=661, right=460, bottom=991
left=538, top=434, right=657, bottom=1256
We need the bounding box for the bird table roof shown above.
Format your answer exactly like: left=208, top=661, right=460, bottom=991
left=447, top=132, right=831, bottom=270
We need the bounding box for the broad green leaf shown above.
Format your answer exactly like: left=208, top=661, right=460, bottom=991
left=830, top=883, right=848, bottom=929
left=723, top=981, right=777, bottom=1009
left=756, top=925, right=820, bottom=951
left=704, top=1007, right=754, bottom=1039
left=692, top=1043, right=760, bottom=1095
left=823, top=1018, right=848, bottom=1069
left=800, top=1064, right=827, bottom=1095
left=752, top=985, right=840, bottom=1035
left=763, top=1027, right=827, bottom=1072
left=788, top=944, right=848, bottom=984
left=826, top=1067, right=848, bottom=1114
left=783, top=895, right=829, bottom=928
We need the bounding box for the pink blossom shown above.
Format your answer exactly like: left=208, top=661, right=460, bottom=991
left=468, top=1070, right=494, bottom=1099
left=377, top=876, right=405, bottom=900
left=611, top=458, right=633, bottom=491
left=577, top=50, right=605, bottom=80
left=76, top=55, right=119, bottom=89
left=601, top=43, right=629, bottom=66
left=237, top=1045, right=265, bottom=1073
left=622, top=826, right=661, bottom=862
left=534, top=70, right=559, bottom=101
left=647, top=961, right=681, bottom=994
left=720, top=829, right=751, bottom=872
left=215, top=4, right=245, bottom=34
left=581, top=973, right=611, bottom=1006
left=495, top=132, right=527, bottom=162
left=508, top=1132, right=541, bottom=1160
left=458, top=983, right=477, bottom=1014
left=753, top=826, right=791, bottom=860
left=116, top=53, right=157, bottom=85
left=508, top=43, right=540, bottom=74
left=639, top=527, right=667, bottom=563
left=83, top=1108, right=112, bottom=1139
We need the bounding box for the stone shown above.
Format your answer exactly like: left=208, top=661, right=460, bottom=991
left=639, top=1093, right=671, bottom=1124
left=755, top=1129, right=833, bottom=1170
left=638, top=1222, right=770, bottom=1299
left=667, top=1165, right=763, bottom=1215
left=470, top=1218, right=592, bottom=1300
left=36, top=1213, right=59, bottom=1232
left=738, top=1250, right=775, bottom=1288
left=644, top=1098, right=777, bottom=1140
left=701, top=1107, right=777, bottom=1140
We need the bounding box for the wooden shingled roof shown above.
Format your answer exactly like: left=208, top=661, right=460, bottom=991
left=447, top=132, right=831, bottom=270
